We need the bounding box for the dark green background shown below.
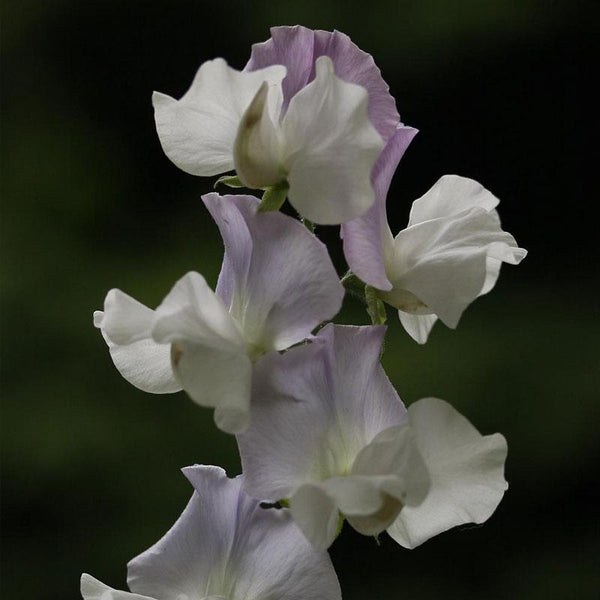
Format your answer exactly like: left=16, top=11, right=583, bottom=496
left=2, top=1, right=598, bottom=598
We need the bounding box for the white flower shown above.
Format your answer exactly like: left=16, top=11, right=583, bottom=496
left=379, top=175, right=527, bottom=342
left=237, top=324, right=508, bottom=549
left=153, top=56, right=383, bottom=224
left=81, top=466, right=341, bottom=600
left=344, top=171, right=527, bottom=343
left=94, top=194, right=343, bottom=433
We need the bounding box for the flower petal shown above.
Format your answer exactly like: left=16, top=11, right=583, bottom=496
left=387, top=397, right=508, bottom=549
left=204, top=194, right=344, bottom=352
left=282, top=56, right=384, bottom=224
left=150, top=272, right=251, bottom=433
left=81, top=574, right=155, bottom=600
left=290, top=482, right=340, bottom=550
left=407, top=174, right=500, bottom=226
left=246, top=26, right=400, bottom=140
left=128, top=466, right=341, bottom=600
left=171, top=341, right=252, bottom=434
left=96, top=289, right=154, bottom=345
left=341, top=125, right=417, bottom=290
left=153, top=59, right=285, bottom=176
left=397, top=312, right=438, bottom=345
left=233, top=82, right=284, bottom=189
left=351, top=424, right=430, bottom=508
left=238, top=324, right=405, bottom=500
left=152, top=271, right=245, bottom=352
left=383, top=206, right=526, bottom=328
left=94, top=290, right=180, bottom=394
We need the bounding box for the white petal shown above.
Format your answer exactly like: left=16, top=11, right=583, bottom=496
left=171, top=341, right=252, bottom=434
left=385, top=206, right=524, bottom=327
left=106, top=336, right=181, bottom=394
left=398, top=312, right=438, bottom=344
left=152, top=271, right=245, bottom=353
left=290, top=483, right=340, bottom=550
left=407, top=175, right=499, bottom=226
left=94, top=291, right=180, bottom=394
left=233, top=82, right=284, bottom=188
left=387, top=397, right=508, bottom=549
left=351, top=424, right=430, bottom=508
left=153, top=59, right=285, bottom=176
left=81, top=574, right=155, bottom=600
left=281, top=56, right=384, bottom=224
left=96, top=289, right=154, bottom=345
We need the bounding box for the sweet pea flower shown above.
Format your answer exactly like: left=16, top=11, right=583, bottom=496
left=343, top=162, right=527, bottom=343
left=237, top=324, right=508, bottom=550
left=81, top=466, right=341, bottom=600
left=246, top=25, right=417, bottom=221
left=153, top=32, right=384, bottom=225
left=94, top=193, right=343, bottom=433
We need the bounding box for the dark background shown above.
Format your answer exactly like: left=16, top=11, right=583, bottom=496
left=1, top=1, right=598, bottom=598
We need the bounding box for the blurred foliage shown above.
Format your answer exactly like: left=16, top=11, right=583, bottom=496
left=1, top=1, right=598, bottom=598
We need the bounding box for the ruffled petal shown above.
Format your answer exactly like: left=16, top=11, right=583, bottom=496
left=341, top=125, right=417, bottom=290
left=94, top=291, right=180, bottom=394
left=128, top=466, right=341, bottom=600
left=246, top=26, right=400, bottom=141
left=282, top=56, right=384, bottom=224
left=383, top=205, right=526, bottom=328
left=81, top=574, right=155, bottom=600
left=407, top=174, right=500, bottom=226
left=153, top=59, right=285, bottom=176
left=387, top=398, right=508, bottom=549
left=204, top=194, right=344, bottom=353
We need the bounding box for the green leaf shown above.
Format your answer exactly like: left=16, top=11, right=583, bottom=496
left=213, top=174, right=245, bottom=189
left=258, top=180, right=289, bottom=213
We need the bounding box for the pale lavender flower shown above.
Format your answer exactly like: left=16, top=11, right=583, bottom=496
left=81, top=466, right=341, bottom=600
left=153, top=30, right=385, bottom=224
left=238, top=324, right=508, bottom=549
left=93, top=194, right=343, bottom=433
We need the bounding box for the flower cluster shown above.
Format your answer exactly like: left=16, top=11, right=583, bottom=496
left=85, top=25, right=526, bottom=599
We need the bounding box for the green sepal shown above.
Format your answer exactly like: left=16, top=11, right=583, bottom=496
left=213, top=174, right=245, bottom=189
left=365, top=285, right=387, bottom=325
left=335, top=512, right=345, bottom=539
left=341, top=271, right=367, bottom=304
left=258, top=180, right=289, bottom=213
left=302, top=217, right=314, bottom=233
